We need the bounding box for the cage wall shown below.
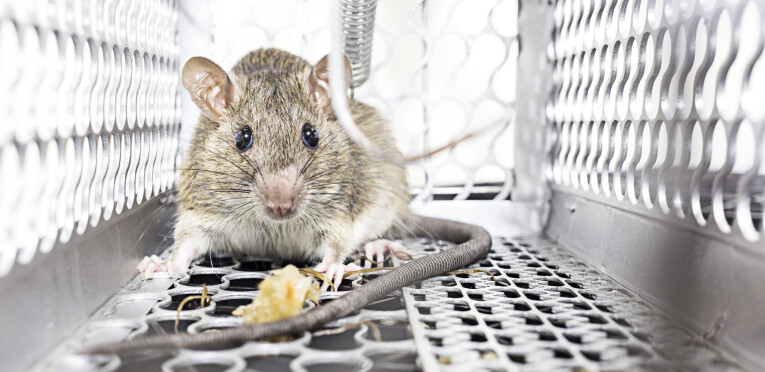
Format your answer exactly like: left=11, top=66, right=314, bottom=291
left=0, top=0, right=764, bottom=371
left=0, top=0, right=181, bottom=276
left=548, top=0, right=765, bottom=244
left=544, top=0, right=765, bottom=366
left=0, top=1, right=182, bottom=370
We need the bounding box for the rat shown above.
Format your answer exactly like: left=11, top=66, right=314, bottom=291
left=83, top=48, right=490, bottom=353
left=139, top=48, right=413, bottom=290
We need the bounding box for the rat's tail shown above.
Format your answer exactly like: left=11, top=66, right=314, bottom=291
left=80, top=215, right=491, bottom=354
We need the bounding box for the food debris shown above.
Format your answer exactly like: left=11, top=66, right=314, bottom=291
left=174, top=284, right=211, bottom=333
left=378, top=318, right=397, bottom=326
left=298, top=268, right=336, bottom=292
left=233, top=265, right=320, bottom=324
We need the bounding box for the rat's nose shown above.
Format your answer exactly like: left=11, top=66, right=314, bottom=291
left=259, top=165, right=302, bottom=219
left=267, top=201, right=292, bottom=216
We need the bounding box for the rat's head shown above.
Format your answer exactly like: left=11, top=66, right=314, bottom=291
left=181, top=50, right=354, bottom=222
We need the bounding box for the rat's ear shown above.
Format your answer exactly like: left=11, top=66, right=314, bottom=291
left=182, top=57, right=237, bottom=122
left=305, top=54, right=352, bottom=114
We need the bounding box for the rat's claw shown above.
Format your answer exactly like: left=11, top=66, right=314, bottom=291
left=360, top=239, right=411, bottom=268
left=143, top=262, right=160, bottom=280
left=314, top=262, right=362, bottom=291
left=363, top=243, right=375, bottom=269
left=344, top=262, right=363, bottom=275
left=332, top=266, right=344, bottom=291
left=139, top=255, right=164, bottom=279
left=167, top=258, right=191, bottom=277
left=138, top=254, right=179, bottom=280
left=317, top=262, right=343, bottom=291
left=166, top=259, right=176, bottom=276
left=314, top=262, right=327, bottom=272
left=137, top=255, right=161, bottom=272
left=137, top=256, right=151, bottom=272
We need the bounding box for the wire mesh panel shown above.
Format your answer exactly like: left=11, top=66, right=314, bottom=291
left=178, top=0, right=518, bottom=201
left=0, top=0, right=182, bottom=276
left=548, top=0, right=765, bottom=243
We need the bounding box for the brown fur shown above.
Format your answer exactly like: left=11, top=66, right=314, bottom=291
left=175, top=48, right=410, bottom=264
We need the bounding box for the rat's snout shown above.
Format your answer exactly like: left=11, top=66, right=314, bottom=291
left=258, top=165, right=303, bottom=219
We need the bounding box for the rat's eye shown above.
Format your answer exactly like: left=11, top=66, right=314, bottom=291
left=235, top=126, right=253, bottom=152
left=301, top=123, right=319, bottom=149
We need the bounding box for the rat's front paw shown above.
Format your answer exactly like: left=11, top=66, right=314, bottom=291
left=137, top=255, right=190, bottom=279
left=137, top=255, right=170, bottom=279
left=313, top=261, right=362, bottom=291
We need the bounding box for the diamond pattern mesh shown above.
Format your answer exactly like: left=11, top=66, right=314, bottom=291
left=547, top=0, right=765, bottom=243
left=0, top=0, right=182, bottom=276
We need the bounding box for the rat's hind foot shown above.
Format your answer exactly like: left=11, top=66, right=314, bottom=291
left=313, top=261, right=362, bottom=291
left=358, top=239, right=411, bottom=269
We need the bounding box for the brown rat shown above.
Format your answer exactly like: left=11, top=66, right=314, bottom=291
left=138, top=48, right=412, bottom=289
left=84, top=48, right=491, bottom=354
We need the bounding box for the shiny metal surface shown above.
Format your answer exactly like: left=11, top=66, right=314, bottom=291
left=546, top=191, right=765, bottom=368
left=2, top=197, right=177, bottom=372
left=406, top=235, right=743, bottom=371
left=3, top=0, right=763, bottom=370
left=341, top=0, right=377, bottom=88
left=544, top=2, right=765, bottom=365
left=0, top=0, right=181, bottom=277
left=547, top=0, right=765, bottom=243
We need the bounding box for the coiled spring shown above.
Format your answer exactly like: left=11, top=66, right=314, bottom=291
left=340, top=0, right=377, bottom=88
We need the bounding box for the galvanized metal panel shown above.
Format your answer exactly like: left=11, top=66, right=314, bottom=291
left=547, top=0, right=765, bottom=243
left=0, top=0, right=182, bottom=277
left=0, top=197, right=176, bottom=372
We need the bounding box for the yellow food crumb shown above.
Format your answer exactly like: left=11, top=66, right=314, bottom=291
left=378, top=319, right=397, bottom=326
left=232, top=265, right=320, bottom=324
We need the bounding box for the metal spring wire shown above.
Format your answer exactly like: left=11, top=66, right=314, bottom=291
left=341, top=0, right=377, bottom=88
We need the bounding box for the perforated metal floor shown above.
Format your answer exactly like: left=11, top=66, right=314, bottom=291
left=40, top=236, right=742, bottom=372
left=404, top=237, right=743, bottom=371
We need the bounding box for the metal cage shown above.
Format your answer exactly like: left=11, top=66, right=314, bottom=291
left=0, top=0, right=763, bottom=371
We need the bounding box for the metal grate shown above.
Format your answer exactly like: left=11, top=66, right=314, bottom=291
left=40, top=235, right=740, bottom=371
left=548, top=0, right=765, bottom=243
left=42, top=243, right=419, bottom=372
left=405, top=236, right=742, bottom=371
left=0, top=0, right=182, bottom=276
